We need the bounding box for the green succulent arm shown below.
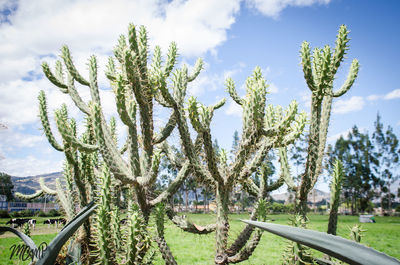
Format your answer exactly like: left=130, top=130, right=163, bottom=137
left=226, top=202, right=258, bottom=256
left=163, top=42, right=178, bottom=78
left=313, top=95, right=333, bottom=188
left=38, top=91, right=64, bottom=152
left=264, top=101, right=300, bottom=137
left=172, top=100, right=210, bottom=184
left=160, top=141, right=183, bottom=169
left=229, top=133, right=261, bottom=186
left=55, top=178, right=75, bottom=221
left=41, top=62, right=68, bottom=92
left=235, top=139, right=273, bottom=184
left=137, top=149, right=162, bottom=186
left=39, top=177, right=57, bottom=195
left=331, top=25, right=350, bottom=76
left=153, top=112, right=176, bottom=144
left=327, top=160, right=344, bottom=235
left=228, top=229, right=263, bottom=264
left=91, top=103, right=136, bottom=184
left=61, top=45, right=90, bottom=86
left=119, top=135, right=129, bottom=154
left=300, top=41, right=316, bottom=91
left=225, top=77, right=243, bottom=105
left=187, top=58, right=204, bottom=82
left=115, top=74, right=136, bottom=129
left=54, top=108, right=98, bottom=153
left=333, top=59, right=359, bottom=97
left=154, top=204, right=178, bottom=265
left=150, top=161, right=190, bottom=206
left=15, top=190, right=44, bottom=200
left=227, top=182, right=268, bottom=261
left=244, top=179, right=260, bottom=197
left=278, top=147, right=296, bottom=191
left=65, top=73, right=90, bottom=114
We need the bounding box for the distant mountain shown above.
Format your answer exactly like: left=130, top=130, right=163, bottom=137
left=11, top=172, right=62, bottom=195
left=271, top=189, right=330, bottom=204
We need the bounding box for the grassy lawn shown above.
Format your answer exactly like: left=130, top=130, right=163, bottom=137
left=155, top=213, right=400, bottom=264
left=0, top=214, right=399, bottom=264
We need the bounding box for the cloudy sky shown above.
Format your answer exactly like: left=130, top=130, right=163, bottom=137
left=0, top=0, right=399, bottom=192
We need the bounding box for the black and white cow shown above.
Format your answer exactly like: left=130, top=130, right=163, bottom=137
left=6, top=218, right=31, bottom=228
left=43, top=218, right=67, bottom=228
left=57, top=218, right=67, bottom=226
left=28, top=219, right=36, bottom=230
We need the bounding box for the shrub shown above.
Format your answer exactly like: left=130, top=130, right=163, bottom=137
left=47, top=209, right=61, bottom=217
left=37, top=210, right=47, bottom=217
left=0, top=210, right=10, bottom=218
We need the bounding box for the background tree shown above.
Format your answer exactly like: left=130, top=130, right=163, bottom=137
left=372, top=113, right=400, bottom=213
left=329, top=126, right=378, bottom=214
left=0, top=172, right=14, bottom=201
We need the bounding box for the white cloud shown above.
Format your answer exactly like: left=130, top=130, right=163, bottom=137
left=367, top=94, right=380, bottom=101
left=189, top=62, right=247, bottom=97
left=333, top=96, right=365, bottom=114
left=268, top=82, right=279, bottom=94
left=366, top=89, right=400, bottom=101
left=0, top=155, right=63, bottom=176
left=0, top=0, right=241, bottom=83
left=384, top=89, right=400, bottom=100
left=225, top=99, right=242, bottom=117
left=246, top=0, right=331, bottom=18
left=327, top=128, right=352, bottom=143
left=0, top=0, right=334, bottom=176
left=0, top=129, right=43, bottom=150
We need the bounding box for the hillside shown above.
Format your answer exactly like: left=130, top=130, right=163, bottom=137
left=11, top=172, right=62, bottom=195
left=271, top=189, right=330, bottom=204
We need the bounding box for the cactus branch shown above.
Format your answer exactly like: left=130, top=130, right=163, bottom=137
left=61, top=45, right=90, bottom=86
left=38, top=91, right=64, bottom=152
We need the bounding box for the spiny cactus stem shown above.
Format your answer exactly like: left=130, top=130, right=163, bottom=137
left=41, top=62, right=68, bottom=91
left=202, top=126, right=224, bottom=184
left=15, top=190, right=44, bottom=200
left=150, top=161, right=190, bottom=206
left=327, top=160, right=344, bottom=235
left=66, top=73, right=90, bottom=114
left=313, top=95, right=333, bottom=187
left=38, top=91, right=64, bottom=152
left=215, top=185, right=230, bottom=264
left=333, top=59, right=359, bottom=98
left=153, top=113, right=177, bottom=144
left=235, top=139, right=273, bottom=185
left=61, top=45, right=90, bottom=86
left=91, top=103, right=134, bottom=184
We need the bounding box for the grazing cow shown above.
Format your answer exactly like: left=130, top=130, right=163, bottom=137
left=57, top=218, right=67, bottom=226
left=28, top=219, right=36, bottom=230
left=43, top=218, right=58, bottom=228
left=6, top=218, right=31, bottom=228
left=44, top=218, right=66, bottom=228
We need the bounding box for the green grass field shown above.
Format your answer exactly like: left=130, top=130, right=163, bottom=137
left=1, top=214, right=399, bottom=264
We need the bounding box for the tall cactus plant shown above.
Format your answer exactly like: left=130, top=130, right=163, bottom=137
left=28, top=22, right=306, bottom=264
left=275, top=24, right=359, bottom=265
left=279, top=25, right=359, bottom=218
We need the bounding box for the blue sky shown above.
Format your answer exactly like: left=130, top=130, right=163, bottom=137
left=0, top=0, right=399, bottom=192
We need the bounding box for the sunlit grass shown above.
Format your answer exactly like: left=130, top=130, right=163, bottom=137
left=1, top=214, right=399, bottom=264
